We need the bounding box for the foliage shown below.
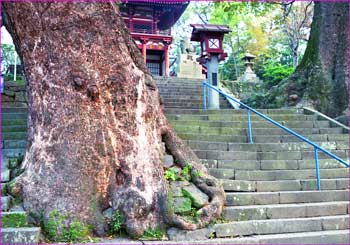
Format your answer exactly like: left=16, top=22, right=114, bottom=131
left=4, top=73, right=25, bottom=85
left=141, top=227, right=165, bottom=240
left=192, top=169, right=203, bottom=178
left=43, top=209, right=91, bottom=243
left=181, top=164, right=192, bottom=179
left=63, top=219, right=91, bottom=243
left=164, top=164, right=193, bottom=181
left=262, top=63, right=294, bottom=89
left=110, top=211, right=125, bottom=235
left=1, top=44, right=16, bottom=72
left=8, top=154, right=24, bottom=170
left=2, top=212, right=28, bottom=228
left=188, top=207, right=200, bottom=223
left=164, top=168, right=177, bottom=181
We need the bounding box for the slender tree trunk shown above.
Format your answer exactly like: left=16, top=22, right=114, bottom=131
left=2, top=2, right=225, bottom=238
left=283, top=2, right=349, bottom=117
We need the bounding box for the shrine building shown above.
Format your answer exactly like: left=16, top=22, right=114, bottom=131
left=120, top=0, right=189, bottom=76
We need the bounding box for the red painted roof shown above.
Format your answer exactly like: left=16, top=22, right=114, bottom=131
left=122, top=0, right=189, bottom=30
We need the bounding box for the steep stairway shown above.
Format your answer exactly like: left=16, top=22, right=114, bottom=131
left=1, top=78, right=349, bottom=244
left=1, top=107, right=41, bottom=244
left=156, top=77, right=232, bottom=109
left=158, top=78, right=350, bottom=244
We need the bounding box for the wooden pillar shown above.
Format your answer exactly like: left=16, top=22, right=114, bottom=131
left=164, top=45, right=169, bottom=77
left=142, top=41, right=147, bottom=64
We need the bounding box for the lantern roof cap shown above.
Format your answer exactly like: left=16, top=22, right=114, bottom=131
left=190, top=24, right=231, bottom=41
left=242, top=52, right=256, bottom=60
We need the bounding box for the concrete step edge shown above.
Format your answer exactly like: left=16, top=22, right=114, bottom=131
left=224, top=200, right=349, bottom=210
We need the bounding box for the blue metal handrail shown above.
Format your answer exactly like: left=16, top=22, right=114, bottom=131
left=203, top=82, right=349, bottom=190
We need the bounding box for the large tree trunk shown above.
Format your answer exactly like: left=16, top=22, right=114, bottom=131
left=2, top=2, right=225, bottom=238
left=283, top=2, right=349, bottom=117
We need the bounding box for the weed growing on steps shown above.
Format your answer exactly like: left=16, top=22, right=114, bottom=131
left=2, top=212, right=29, bottom=228
left=164, top=163, right=194, bottom=181
left=42, top=209, right=92, bottom=243
left=140, top=227, right=166, bottom=240
left=109, top=211, right=126, bottom=236
left=164, top=168, right=177, bottom=181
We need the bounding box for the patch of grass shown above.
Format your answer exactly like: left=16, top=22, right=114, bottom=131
left=2, top=212, right=28, bottom=228
left=42, top=209, right=92, bottom=243
left=192, top=170, right=203, bottom=178
left=62, top=219, right=91, bottom=243
left=141, top=227, right=165, bottom=240
left=181, top=164, right=192, bottom=180
left=164, top=168, right=177, bottom=181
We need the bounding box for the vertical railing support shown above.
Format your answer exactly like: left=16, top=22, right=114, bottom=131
left=247, top=109, right=253, bottom=144
left=314, top=147, right=321, bottom=190
left=203, top=84, right=207, bottom=111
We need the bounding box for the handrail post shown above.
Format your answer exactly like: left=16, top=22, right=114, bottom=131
left=247, top=109, right=253, bottom=144
left=203, top=83, right=207, bottom=111
left=314, top=147, right=321, bottom=190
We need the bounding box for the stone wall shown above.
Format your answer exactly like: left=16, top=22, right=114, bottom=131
left=1, top=81, right=27, bottom=107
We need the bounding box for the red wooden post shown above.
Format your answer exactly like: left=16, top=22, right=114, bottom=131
left=164, top=45, right=169, bottom=77
left=142, top=41, right=147, bottom=64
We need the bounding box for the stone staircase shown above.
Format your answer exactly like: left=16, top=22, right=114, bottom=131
left=156, top=77, right=232, bottom=109
left=158, top=78, right=350, bottom=244
left=1, top=77, right=349, bottom=244
left=1, top=107, right=41, bottom=244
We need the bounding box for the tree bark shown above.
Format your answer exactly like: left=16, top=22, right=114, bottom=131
left=2, top=2, right=225, bottom=238
left=283, top=2, right=349, bottom=117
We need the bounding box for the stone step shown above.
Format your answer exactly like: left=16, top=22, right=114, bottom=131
left=223, top=201, right=349, bottom=221
left=163, top=102, right=205, bottom=108
left=2, top=132, right=27, bottom=140
left=327, top=134, right=348, bottom=142
left=158, top=86, right=202, bottom=90
left=1, top=227, right=41, bottom=244
left=165, top=108, right=303, bottom=115
left=1, top=168, right=10, bottom=182
left=178, top=133, right=340, bottom=143
left=134, top=230, right=350, bottom=244
left=2, top=196, right=13, bottom=211
left=2, top=148, right=26, bottom=158
left=204, top=159, right=348, bottom=171
left=225, top=190, right=350, bottom=206
left=162, top=99, right=204, bottom=104
left=1, top=113, right=27, bottom=120
left=158, top=86, right=203, bottom=90
left=210, top=168, right=348, bottom=181
left=2, top=125, right=27, bottom=133
left=165, top=105, right=205, bottom=109
left=167, top=114, right=318, bottom=121
left=191, top=141, right=339, bottom=152
left=1, top=119, right=27, bottom=126
left=221, top=178, right=348, bottom=192
left=171, top=119, right=331, bottom=128
left=255, top=230, right=350, bottom=244
left=195, top=149, right=347, bottom=161
left=1, top=107, right=28, bottom=113
left=214, top=215, right=349, bottom=238
left=174, top=125, right=344, bottom=135
left=2, top=140, right=27, bottom=149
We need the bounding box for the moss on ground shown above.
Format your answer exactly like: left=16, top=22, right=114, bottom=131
left=2, top=212, right=28, bottom=228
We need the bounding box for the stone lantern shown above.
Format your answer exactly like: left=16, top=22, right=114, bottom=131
left=240, top=52, right=260, bottom=83
left=190, top=24, right=231, bottom=109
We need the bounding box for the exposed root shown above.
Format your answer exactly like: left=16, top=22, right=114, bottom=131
left=161, top=126, right=225, bottom=230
